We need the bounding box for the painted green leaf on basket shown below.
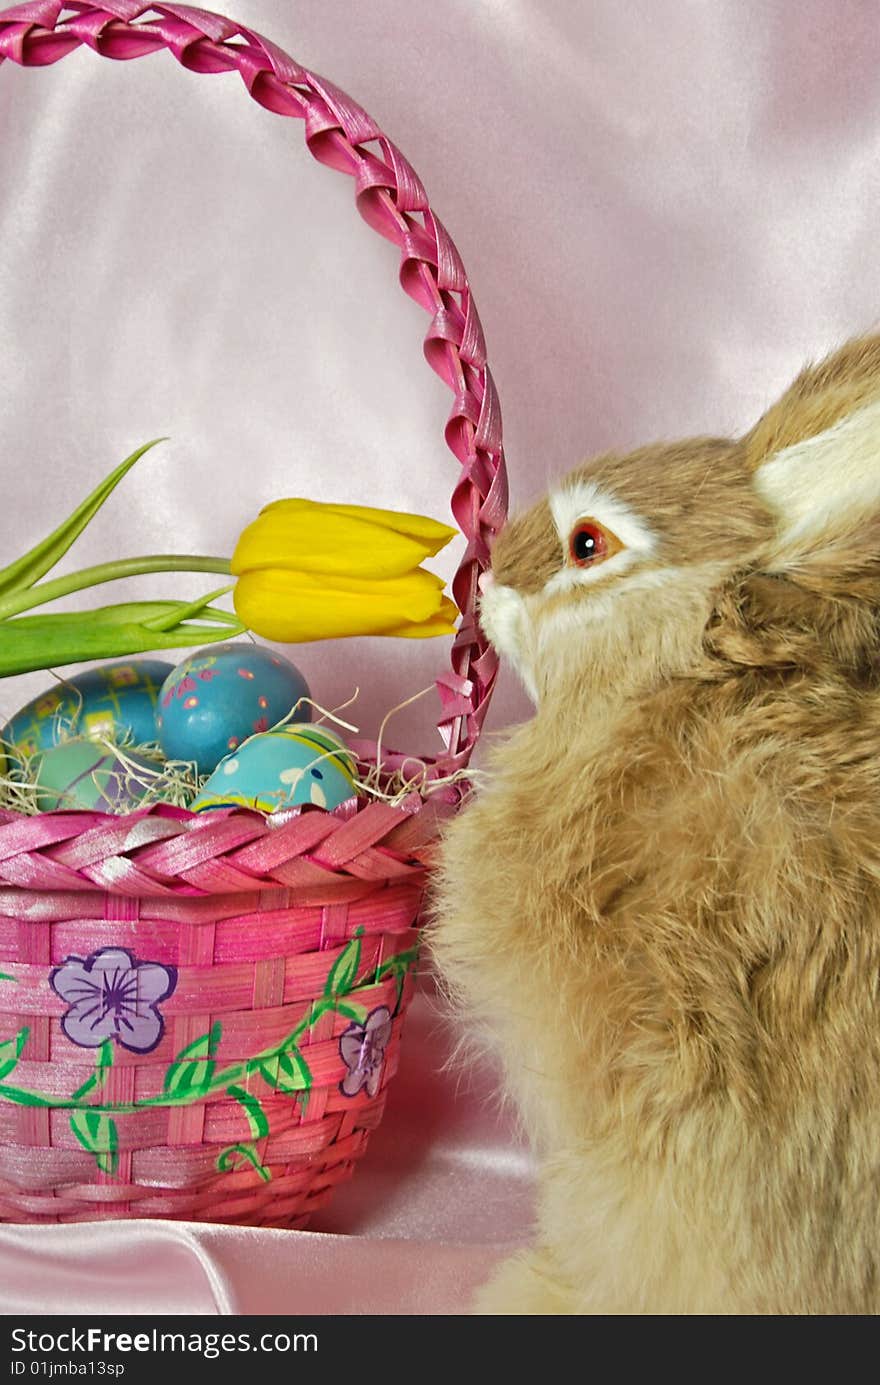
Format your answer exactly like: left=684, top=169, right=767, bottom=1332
left=251, top=1047, right=312, bottom=1097
left=248, top=1041, right=313, bottom=1119
left=376, top=944, right=420, bottom=1015
left=0, top=1026, right=28, bottom=1083
left=376, top=945, right=420, bottom=983
left=227, top=1084, right=270, bottom=1141
left=163, top=1023, right=221, bottom=1099
left=323, top=930, right=363, bottom=1000
left=0, top=973, right=17, bottom=984
left=70, top=1040, right=113, bottom=1102
left=277, top=1047, right=311, bottom=1094
left=70, top=1108, right=119, bottom=1176
left=216, top=1142, right=271, bottom=1184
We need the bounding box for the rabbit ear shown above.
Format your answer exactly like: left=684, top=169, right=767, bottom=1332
left=746, top=334, right=880, bottom=553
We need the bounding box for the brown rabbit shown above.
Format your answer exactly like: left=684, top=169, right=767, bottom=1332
left=429, top=334, right=880, bottom=1314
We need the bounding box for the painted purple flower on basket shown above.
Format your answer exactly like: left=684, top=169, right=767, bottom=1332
left=50, top=948, right=177, bottom=1055
left=339, top=1005, right=392, bottom=1098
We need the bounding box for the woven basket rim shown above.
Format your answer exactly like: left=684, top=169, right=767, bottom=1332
left=0, top=0, right=509, bottom=792
left=0, top=789, right=456, bottom=896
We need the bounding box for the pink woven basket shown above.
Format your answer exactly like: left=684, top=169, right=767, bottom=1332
left=0, top=2, right=507, bottom=1227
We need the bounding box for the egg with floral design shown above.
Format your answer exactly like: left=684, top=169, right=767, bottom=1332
left=191, top=723, right=357, bottom=814
left=156, top=643, right=310, bottom=775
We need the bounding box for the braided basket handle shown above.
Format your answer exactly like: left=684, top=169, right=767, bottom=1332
left=0, top=1, right=508, bottom=775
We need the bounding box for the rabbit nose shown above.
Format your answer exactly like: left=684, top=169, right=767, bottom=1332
left=478, top=570, right=494, bottom=594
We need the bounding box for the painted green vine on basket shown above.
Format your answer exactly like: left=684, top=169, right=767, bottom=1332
left=0, top=930, right=417, bottom=1182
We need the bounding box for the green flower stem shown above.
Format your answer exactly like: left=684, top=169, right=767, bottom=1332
left=0, top=556, right=233, bottom=621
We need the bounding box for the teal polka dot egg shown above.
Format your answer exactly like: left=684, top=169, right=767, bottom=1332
left=156, top=643, right=310, bottom=775
left=191, top=723, right=358, bottom=815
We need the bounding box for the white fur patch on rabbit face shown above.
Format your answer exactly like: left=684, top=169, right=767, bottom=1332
left=481, top=482, right=658, bottom=701
left=548, top=480, right=657, bottom=589
left=478, top=580, right=540, bottom=702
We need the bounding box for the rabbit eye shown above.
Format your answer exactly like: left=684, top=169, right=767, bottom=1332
left=569, top=521, right=608, bottom=566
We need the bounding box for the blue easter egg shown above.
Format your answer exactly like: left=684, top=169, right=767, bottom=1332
left=191, top=723, right=357, bottom=814
left=34, top=739, right=160, bottom=813
left=157, top=643, right=311, bottom=775
left=1, top=659, right=173, bottom=758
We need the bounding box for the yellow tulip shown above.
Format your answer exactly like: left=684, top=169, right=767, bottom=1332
left=231, top=499, right=459, bottom=642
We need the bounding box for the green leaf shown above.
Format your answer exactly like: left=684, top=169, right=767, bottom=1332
left=0, top=600, right=243, bottom=676
left=142, top=585, right=234, bottom=633
left=163, top=1024, right=221, bottom=1098
left=70, top=1108, right=118, bottom=1175
left=0, top=1082, right=59, bottom=1108
left=250, top=1047, right=312, bottom=1096
left=0, top=1026, right=28, bottom=1082
left=0, top=439, right=164, bottom=598
left=249, top=1057, right=275, bottom=1088
left=4, top=598, right=239, bottom=633
left=323, top=930, right=363, bottom=1000
left=0, top=973, right=17, bottom=984
left=227, top=1084, right=270, bottom=1140
left=277, top=1048, right=311, bottom=1094
left=375, top=945, right=420, bottom=982
left=216, top=1142, right=272, bottom=1183
left=375, top=944, right=420, bottom=1016
left=70, top=1039, right=114, bottom=1102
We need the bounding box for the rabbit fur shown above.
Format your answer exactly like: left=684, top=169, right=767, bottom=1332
left=428, top=334, right=880, bottom=1314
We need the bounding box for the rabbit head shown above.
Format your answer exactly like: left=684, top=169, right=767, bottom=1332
left=480, top=334, right=880, bottom=707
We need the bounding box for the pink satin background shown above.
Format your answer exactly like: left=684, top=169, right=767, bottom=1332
left=2, top=0, right=879, bottom=1315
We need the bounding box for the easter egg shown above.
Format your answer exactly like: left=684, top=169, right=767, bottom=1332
left=156, top=643, right=311, bottom=775
left=33, top=739, right=160, bottom=813
left=191, top=723, right=357, bottom=815
left=1, top=659, right=173, bottom=758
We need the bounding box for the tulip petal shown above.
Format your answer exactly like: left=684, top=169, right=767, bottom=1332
left=233, top=513, right=427, bottom=580
left=232, top=500, right=456, bottom=581
left=234, top=568, right=459, bottom=643
left=241, top=568, right=447, bottom=597
left=382, top=597, right=459, bottom=638
left=260, top=498, right=456, bottom=549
